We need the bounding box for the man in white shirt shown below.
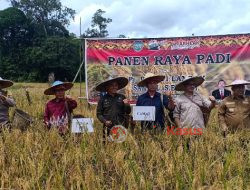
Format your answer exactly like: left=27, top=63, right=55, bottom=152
left=174, top=76, right=216, bottom=129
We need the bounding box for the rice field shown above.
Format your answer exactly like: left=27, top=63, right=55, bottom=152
left=0, top=83, right=249, bottom=189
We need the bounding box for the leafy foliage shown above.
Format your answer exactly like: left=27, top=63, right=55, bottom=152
left=83, top=9, right=112, bottom=38
left=9, top=0, right=75, bottom=37
left=0, top=1, right=81, bottom=82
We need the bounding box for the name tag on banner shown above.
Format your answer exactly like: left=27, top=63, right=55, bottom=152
left=71, top=118, right=94, bottom=133
left=133, top=106, right=155, bottom=121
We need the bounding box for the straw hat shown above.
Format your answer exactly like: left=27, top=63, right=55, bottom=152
left=44, top=81, right=73, bottom=95
left=0, top=77, right=13, bottom=89
left=137, top=73, right=165, bottom=87
left=95, top=77, right=128, bottom=92
left=175, top=76, right=204, bottom=91
left=225, top=79, right=250, bottom=87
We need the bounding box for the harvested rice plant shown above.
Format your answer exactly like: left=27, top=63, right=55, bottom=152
left=0, top=83, right=249, bottom=189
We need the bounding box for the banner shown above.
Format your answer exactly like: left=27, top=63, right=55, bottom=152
left=85, top=34, right=250, bottom=104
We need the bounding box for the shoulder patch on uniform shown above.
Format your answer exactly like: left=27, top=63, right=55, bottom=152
left=225, top=102, right=235, bottom=105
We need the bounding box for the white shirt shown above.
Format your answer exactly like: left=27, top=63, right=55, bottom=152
left=219, top=89, right=224, bottom=96
left=173, top=92, right=211, bottom=129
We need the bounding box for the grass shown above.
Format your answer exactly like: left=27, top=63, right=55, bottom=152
left=0, top=83, right=249, bottom=189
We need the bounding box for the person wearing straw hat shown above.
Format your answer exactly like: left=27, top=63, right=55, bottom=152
left=0, top=77, right=16, bottom=127
left=44, top=81, right=77, bottom=134
left=173, top=76, right=216, bottom=130
left=96, top=76, right=131, bottom=142
left=218, top=79, right=250, bottom=133
left=136, top=73, right=175, bottom=132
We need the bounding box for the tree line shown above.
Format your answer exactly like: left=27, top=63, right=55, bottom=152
left=0, top=0, right=113, bottom=82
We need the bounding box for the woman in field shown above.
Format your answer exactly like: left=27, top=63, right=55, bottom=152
left=44, top=81, right=77, bottom=135
left=0, top=77, right=16, bottom=128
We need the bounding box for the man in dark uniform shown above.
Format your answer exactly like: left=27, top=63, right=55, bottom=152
left=212, top=79, right=231, bottom=100
left=136, top=73, right=175, bottom=132
left=96, top=77, right=131, bottom=142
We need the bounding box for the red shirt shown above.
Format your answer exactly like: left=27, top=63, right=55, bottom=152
left=44, top=98, right=77, bottom=128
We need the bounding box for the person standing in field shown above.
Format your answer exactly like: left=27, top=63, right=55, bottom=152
left=173, top=76, right=216, bottom=131
left=44, top=81, right=77, bottom=135
left=218, top=79, right=250, bottom=133
left=96, top=77, right=131, bottom=142
left=136, top=73, right=175, bottom=133
left=0, top=77, right=16, bottom=128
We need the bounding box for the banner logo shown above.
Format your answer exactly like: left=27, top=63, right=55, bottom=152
left=133, top=40, right=144, bottom=52
left=148, top=40, right=162, bottom=50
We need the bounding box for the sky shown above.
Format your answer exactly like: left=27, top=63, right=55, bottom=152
left=1, top=0, right=250, bottom=38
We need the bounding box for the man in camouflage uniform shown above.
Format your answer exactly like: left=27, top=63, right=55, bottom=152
left=96, top=77, right=131, bottom=142
left=218, top=80, right=250, bottom=133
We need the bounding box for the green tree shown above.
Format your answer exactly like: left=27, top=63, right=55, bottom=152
left=0, top=7, right=31, bottom=51
left=1, top=1, right=81, bottom=82
left=23, top=37, right=80, bottom=81
left=0, top=6, right=80, bottom=82
left=83, top=9, right=112, bottom=37
left=0, top=7, right=32, bottom=79
left=8, top=0, right=75, bottom=37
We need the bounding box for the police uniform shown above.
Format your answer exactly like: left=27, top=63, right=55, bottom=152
left=218, top=95, right=250, bottom=131
left=97, top=93, right=131, bottom=139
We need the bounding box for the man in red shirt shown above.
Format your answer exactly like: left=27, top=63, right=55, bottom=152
left=44, top=81, right=77, bottom=134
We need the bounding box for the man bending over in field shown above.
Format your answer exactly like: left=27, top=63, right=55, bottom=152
left=0, top=77, right=15, bottom=129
